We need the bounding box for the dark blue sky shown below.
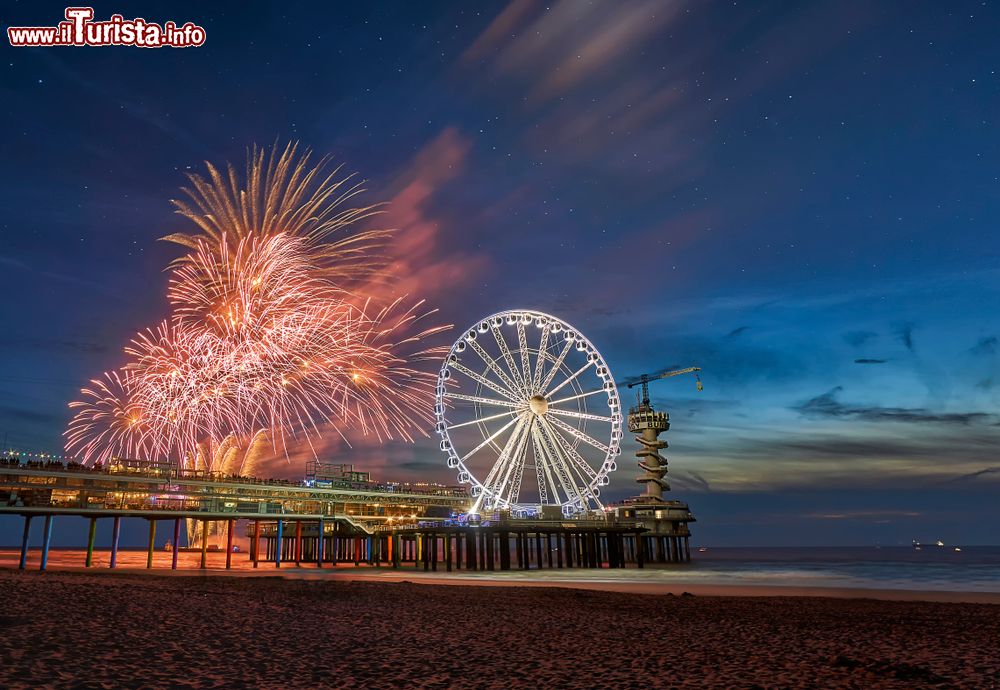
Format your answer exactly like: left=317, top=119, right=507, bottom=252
left=1, top=1, right=998, bottom=545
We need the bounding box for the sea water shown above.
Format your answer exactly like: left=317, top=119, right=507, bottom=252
left=685, top=545, right=1000, bottom=592
left=381, top=545, right=1000, bottom=593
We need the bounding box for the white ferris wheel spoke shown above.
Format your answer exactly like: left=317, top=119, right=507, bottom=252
left=444, top=392, right=522, bottom=409
left=540, top=416, right=598, bottom=482
left=547, top=415, right=611, bottom=454
left=548, top=389, right=605, bottom=407
left=503, top=419, right=534, bottom=506
left=546, top=407, right=613, bottom=423
left=531, top=423, right=565, bottom=506
left=543, top=423, right=594, bottom=506
left=539, top=339, right=573, bottom=393
left=542, top=420, right=603, bottom=510
left=491, top=325, right=529, bottom=395
left=490, top=416, right=533, bottom=506
left=479, top=414, right=528, bottom=495
left=465, top=338, right=521, bottom=395
left=545, top=360, right=593, bottom=398
left=534, top=420, right=582, bottom=506
left=530, top=424, right=557, bottom=505
left=450, top=361, right=519, bottom=402
left=459, top=414, right=521, bottom=462
left=447, top=408, right=520, bottom=430
left=517, top=321, right=532, bottom=389
left=533, top=322, right=551, bottom=391
left=531, top=428, right=552, bottom=505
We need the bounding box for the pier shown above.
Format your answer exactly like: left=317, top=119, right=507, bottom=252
left=1, top=459, right=693, bottom=571
left=254, top=518, right=689, bottom=571
left=0, top=458, right=466, bottom=571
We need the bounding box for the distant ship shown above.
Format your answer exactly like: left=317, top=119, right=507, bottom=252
left=912, top=539, right=948, bottom=550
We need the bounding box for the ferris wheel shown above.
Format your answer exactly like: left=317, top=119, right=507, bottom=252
left=435, top=310, right=622, bottom=517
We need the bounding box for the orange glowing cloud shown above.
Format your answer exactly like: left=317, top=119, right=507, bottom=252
left=371, top=127, right=490, bottom=300
left=256, top=129, right=491, bottom=478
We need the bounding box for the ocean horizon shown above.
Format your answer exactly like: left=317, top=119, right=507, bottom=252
left=681, top=545, right=1000, bottom=593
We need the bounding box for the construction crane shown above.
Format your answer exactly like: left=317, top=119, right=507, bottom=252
left=622, top=366, right=702, bottom=407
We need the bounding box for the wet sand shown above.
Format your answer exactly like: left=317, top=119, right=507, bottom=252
left=4, top=548, right=1000, bottom=604
left=1, top=569, right=998, bottom=689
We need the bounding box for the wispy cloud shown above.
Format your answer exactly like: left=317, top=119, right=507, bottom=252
left=0, top=337, right=108, bottom=355
left=0, top=404, right=62, bottom=425
left=892, top=321, right=916, bottom=352
left=969, top=336, right=998, bottom=357
left=803, top=510, right=921, bottom=520
left=844, top=330, right=878, bottom=347
left=370, top=128, right=491, bottom=300
left=794, top=386, right=994, bottom=426
left=670, top=469, right=712, bottom=492
left=0, top=255, right=115, bottom=296
left=943, top=466, right=1000, bottom=485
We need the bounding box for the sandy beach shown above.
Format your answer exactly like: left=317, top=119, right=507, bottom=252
left=2, top=569, right=998, bottom=689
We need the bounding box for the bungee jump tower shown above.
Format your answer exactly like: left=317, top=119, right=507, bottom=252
left=607, top=367, right=701, bottom=563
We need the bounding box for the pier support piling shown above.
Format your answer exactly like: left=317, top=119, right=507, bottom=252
left=226, top=519, right=234, bottom=569
left=109, top=516, right=121, bottom=569
left=146, top=520, right=156, bottom=569
left=316, top=517, right=324, bottom=567
left=201, top=520, right=209, bottom=569
left=39, top=514, right=53, bottom=571
left=275, top=520, right=283, bottom=568
left=499, top=532, right=510, bottom=570
left=18, top=515, right=32, bottom=570
left=172, top=518, right=181, bottom=570
left=252, top=520, right=260, bottom=568
left=86, top=517, right=97, bottom=568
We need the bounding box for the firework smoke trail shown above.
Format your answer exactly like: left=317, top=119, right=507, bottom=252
left=65, top=143, right=450, bottom=468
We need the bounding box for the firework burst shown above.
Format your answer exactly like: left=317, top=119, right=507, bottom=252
left=66, top=143, right=449, bottom=468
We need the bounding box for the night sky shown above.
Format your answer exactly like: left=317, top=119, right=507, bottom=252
left=2, top=1, right=999, bottom=546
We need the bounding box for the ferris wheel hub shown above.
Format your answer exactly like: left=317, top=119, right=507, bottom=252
left=528, top=395, right=549, bottom=416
